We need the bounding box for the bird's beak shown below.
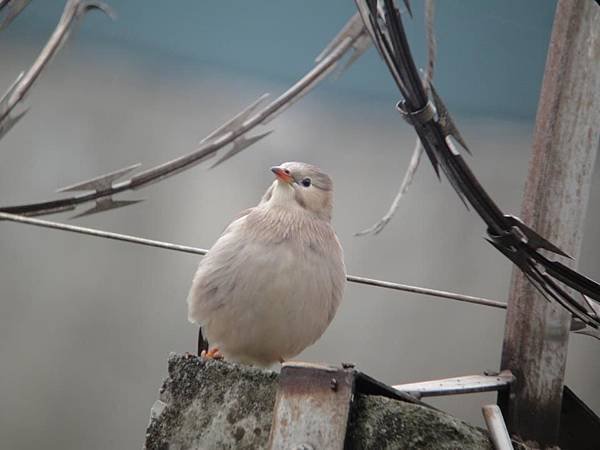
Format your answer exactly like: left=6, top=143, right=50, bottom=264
left=271, top=166, right=293, bottom=184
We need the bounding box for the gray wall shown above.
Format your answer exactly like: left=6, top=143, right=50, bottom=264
left=1, top=2, right=599, bottom=449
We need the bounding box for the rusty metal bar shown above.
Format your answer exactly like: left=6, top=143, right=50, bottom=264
left=267, top=362, right=423, bottom=449
left=393, top=371, right=514, bottom=399
left=268, top=362, right=356, bottom=450
left=498, top=1, right=600, bottom=447
left=482, top=405, right=513, bottom=450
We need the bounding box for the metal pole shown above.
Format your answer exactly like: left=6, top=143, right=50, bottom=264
left=499, top=1, right=600, bottom=447
left=482, top=405, right=514, bottom=450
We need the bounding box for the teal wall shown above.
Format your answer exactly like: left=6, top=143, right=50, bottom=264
left=4, top=1, right=556, bottom=118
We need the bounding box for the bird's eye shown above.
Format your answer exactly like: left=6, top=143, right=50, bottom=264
left=301, top=178, right=311, bottom=187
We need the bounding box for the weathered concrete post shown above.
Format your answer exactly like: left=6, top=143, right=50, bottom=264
left=145, top=355, right=496, bottom=449
left=499, top=0, right=600, bottom=447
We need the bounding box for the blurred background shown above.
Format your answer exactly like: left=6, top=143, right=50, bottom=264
left=1, top=1, right=599, bottom=448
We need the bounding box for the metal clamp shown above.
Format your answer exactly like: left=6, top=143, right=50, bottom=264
left=396, top=100, right=436, bottom=126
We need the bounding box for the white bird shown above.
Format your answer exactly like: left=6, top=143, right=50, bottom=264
left=187, top=162, right=345, bottom=366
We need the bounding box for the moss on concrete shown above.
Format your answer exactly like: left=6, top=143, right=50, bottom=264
left=145, top=354, right=493, bottom=449
left=145, top=353, right=278, bottom=449
left=349, top=395, right=492, bottom=449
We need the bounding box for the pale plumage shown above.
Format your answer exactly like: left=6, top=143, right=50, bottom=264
left=187, top=162, right=345, bottom=366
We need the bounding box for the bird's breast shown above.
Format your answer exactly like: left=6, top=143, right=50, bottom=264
left=188, top=205, right=345, bottom=365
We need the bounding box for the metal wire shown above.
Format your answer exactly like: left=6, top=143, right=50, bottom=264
left=0, top=211, right=507, bottom=310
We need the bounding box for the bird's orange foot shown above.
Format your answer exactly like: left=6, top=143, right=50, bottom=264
left=200, top=347, right=224, bottom=361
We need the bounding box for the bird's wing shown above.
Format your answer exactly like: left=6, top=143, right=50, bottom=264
left=187, top=212, right=254, bottom=323
left=232, top=207, right=255, bottom=222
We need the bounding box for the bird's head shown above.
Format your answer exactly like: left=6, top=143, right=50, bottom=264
left=263, top=162, right=334, bottom=221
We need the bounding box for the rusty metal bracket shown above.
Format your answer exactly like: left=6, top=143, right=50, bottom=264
left=268, top=363, right=355, bottom=450
left=268, top=362, right=421, bottom=450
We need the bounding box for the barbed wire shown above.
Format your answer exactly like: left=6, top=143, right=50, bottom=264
left=0, top=0, right=112, bottom=141
left=0, top=12, right=370, bottom=218
left=356, top=0, right=434, bottom=236
left=354, top=0, right=600, bottom=330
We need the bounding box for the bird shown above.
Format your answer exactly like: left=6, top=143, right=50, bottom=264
left=187, top=162, right=346, bottom=367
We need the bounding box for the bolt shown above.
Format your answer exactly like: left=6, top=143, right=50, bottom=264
left=330, top=378, right=338, bottom=391
left=293, top=444, right=314, bottom=450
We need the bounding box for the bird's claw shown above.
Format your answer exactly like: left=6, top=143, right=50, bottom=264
left=200, top=348, right=224, bottom=361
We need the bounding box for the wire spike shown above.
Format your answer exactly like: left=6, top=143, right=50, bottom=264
left=0, top=72, right=26, bottom=135
left=0, top=71, right=24, bottom=107
left=332, top=34, right=372, bottom=79
left=71, top=198, right=143, bottom=219
left=199, top=93, right=270, bottom=145
left=57, top=163, right=141, bottom=192
left=0, top=107, right=27, bottom=140
left=51, top=1, right=115, bottom=65
left=315, top=12, right=366, bottom=63
left=582, top=294, right=600, bottom=319
left=210, top=130, right=274, bottom=168
left=429, top=82, right=471, bottom=154
left=570, top=318, right=587, bottom=331
left=503, top=215, right=572, bottom=259
left=574, top=327, right=600, bottom=341
left=78, top=1, right=115, bottom=20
